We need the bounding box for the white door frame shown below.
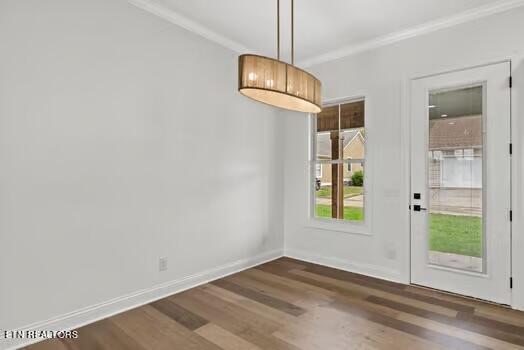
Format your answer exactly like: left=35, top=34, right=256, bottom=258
left=402, top=58, right=517, bottom=306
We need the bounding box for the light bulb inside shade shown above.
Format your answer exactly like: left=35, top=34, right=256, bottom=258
left=248, top=72, right=257, bottom=81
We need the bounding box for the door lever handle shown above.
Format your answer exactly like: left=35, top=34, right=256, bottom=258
left=413, top=205, right=427, bottom=212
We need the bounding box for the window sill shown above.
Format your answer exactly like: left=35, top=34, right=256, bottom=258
left=305, top=218, right=372, bottom=236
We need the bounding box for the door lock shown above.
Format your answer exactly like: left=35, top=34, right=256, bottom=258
left=413, top=205, right=427, bottom=212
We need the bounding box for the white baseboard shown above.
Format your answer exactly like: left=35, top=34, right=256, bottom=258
left=284, top=248, right=403, bottom=284
left=1, top=249, right=283, bottom=350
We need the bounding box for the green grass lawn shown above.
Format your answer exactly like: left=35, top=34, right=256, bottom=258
left=429, top=213, right=482, bottom=257
left=316, top=204, right=364, bottom=221
left=315, top=205, right=481, bottom=257
left=317, top=185, right=363, bottom=199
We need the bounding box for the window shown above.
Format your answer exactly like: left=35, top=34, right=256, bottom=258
left=312, top=99, right=365, bottom=222
left=315, top=163, right=322, bottom=178
left=464, top=148, right=474, bottom=160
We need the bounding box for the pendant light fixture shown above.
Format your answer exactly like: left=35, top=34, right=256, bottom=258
left=238, top=0, right=322, bottom=113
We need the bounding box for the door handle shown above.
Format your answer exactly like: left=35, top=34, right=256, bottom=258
left=413, top=205, right=427, bottom=212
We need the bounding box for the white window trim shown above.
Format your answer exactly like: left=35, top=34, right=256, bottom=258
left=464, top=148, right=474, bottom=160
left=307, top=96, right=373, bottom=236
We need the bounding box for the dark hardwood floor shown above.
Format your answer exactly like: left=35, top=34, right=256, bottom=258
left=24, top=257, right=524, bottom=350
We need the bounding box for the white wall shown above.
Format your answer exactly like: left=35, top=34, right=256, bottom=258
left=0, top=0, right=284, bottom=337
left=283, top=7, right=524, bottom=310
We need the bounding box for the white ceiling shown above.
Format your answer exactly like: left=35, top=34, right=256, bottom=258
left=131, top=0, right=524, bottom=66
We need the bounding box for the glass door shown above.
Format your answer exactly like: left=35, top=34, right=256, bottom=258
left=427, top=85, right=484, bottom=273
left=410, top=62, right=511, bottom=304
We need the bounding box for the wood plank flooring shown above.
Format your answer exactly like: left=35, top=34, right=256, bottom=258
left=24, top=258, right=524, bottom=350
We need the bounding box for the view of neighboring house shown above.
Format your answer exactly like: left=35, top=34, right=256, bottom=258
left=429, top=114, right=482, bottom=189
left=428, top=114, right=482, bottom=218
left=316, top=129, right=365, bottom=185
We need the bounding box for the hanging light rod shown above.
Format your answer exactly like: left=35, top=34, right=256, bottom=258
left=277, top=0, right=280, bottom=60
left=238, top=0, right=322, bottom=114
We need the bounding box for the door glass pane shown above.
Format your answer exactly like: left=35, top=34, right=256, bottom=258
left=344, top=162, right=364, bottom=221
left=316, top=105, right=339, bottom=160
left=316, top=132, right=332, bottom=160
left=314, top=163, right=333, bottom=219
left=427, top=85, right=484, bottom=273
left=340, top=128, right=365, bottom=222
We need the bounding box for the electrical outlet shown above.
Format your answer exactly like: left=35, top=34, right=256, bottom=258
left=159, top=257, right=168, bottom=272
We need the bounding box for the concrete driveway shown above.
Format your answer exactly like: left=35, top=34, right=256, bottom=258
left=429, top=188, right=481, bottom=216
left=316, top=194, right=364, bottom=208
left=316, top=188, right=480, bottom=215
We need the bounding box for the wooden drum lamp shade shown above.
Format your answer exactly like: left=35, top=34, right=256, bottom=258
left=238, top=0, right=322, bottom=114
left=238, top=55, right=321, bottom=113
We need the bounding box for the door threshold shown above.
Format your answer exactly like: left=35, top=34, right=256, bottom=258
left=410, top=283, right=511, bottom=309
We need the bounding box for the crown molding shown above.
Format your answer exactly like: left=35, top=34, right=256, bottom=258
left=298, top=0, right=524, bottom=68
left=129, top=0, right=524, bottom=69
left=128, top=0, right=252, bottom=54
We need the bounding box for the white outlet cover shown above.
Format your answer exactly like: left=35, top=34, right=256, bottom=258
left=159, top=257, right=168, bottom=272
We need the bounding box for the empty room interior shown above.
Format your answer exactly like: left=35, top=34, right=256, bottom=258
left=3, top=0, right=524, bottom=349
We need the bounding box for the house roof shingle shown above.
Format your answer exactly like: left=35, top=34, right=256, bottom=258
left=429, top=115, right=481, bottom=150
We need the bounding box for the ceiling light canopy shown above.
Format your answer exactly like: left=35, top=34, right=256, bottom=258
left=238, top=0, right=322, bottom=114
